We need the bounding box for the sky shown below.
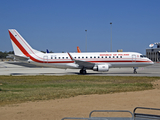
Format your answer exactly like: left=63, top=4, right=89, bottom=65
left=0, top=0, right=160, bottom=54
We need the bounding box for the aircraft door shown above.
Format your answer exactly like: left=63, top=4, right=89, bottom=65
left=43, top=56, right=48, bottom=63
left=132, top=54, right=136, bottom=62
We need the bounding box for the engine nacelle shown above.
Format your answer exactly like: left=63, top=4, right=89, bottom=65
left=93, top=64, right=109, bottom=72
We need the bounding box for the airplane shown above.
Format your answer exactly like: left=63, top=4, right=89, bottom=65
left=46, top=49, right=49, bottom=53
left=8, top=29, right=154, bottom=74
left=77, top=46, right=81, bottom=53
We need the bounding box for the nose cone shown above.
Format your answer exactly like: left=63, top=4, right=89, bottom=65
left=149, top=60, right=154, bottom=65
left=151, top=61, right=154, bottom=65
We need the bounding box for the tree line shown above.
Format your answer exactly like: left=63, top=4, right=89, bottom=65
left=0, top=51, right=14, bottom=59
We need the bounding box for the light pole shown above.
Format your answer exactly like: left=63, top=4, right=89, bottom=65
left=110, top=22, right=112, bottom=52
left=85, top=30, right=87, bottom=52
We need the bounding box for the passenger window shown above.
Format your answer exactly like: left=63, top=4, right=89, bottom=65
left=113, top=56, right=114, bottom=58
left=55, top=57, right=57, bottom=59
left=78, top=57, right=80, bottom=59
left=105, top=56, right=107, bottom=58
left=66, top=57, right=68, bottom=59
left=86, top=57, right=88, bottom=58
left=59, top=57, right=61, bottom=59
left=94, top=56, right=96, bottom=58
left=74, top=57, right=76, bottom=59
left=120, top=56, right=122, bottom=58
left=98, top=56, right=100, bottom=58
left=117, top=56, right=118, bottom=58
left=101, top=56, right=103, bottom=58
left=62, top=57, right=64, bottom=59
left=82, top=57, right=84, bottom=58
left=90, top=56, right=92, bottom=58
left=109, top=56, right=111, bottom=58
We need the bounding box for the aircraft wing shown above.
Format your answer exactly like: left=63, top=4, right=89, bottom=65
left=68, top=53, right=95, bottom=69
left=74, top=59, right=95, bottom=69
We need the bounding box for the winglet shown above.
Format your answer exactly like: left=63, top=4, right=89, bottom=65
left=77, top=46, right=81, bottom=53
left=67, top=52, right=74, bottom=61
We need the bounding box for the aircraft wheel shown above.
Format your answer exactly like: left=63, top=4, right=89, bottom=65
left=80, top=69, right=87, bottom=74
left=82, top=70, right=87, bottom=74
left=80, top=70, right=83, bottom=74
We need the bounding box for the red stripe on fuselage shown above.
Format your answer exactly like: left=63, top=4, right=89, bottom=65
left=9, top=30, right=152, bottom=65
left=88, top=60, right=152, bottom=63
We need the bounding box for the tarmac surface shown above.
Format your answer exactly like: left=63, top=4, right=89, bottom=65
left=1, top=61, right=160, bottom=120
left=0, top=61, right=160, bottom=76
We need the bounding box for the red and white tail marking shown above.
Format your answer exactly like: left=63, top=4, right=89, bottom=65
left=8, top=29, right=44, bottom=62
left=8, top=29, right=34, bottom=57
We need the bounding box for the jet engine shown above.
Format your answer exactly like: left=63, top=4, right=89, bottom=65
left=93, top=64, right=109, bottom=72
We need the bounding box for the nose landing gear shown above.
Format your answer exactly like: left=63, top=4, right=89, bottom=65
left=133, top=67, right=138, bottom=74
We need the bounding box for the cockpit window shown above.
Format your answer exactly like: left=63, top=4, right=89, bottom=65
left=140, top=55, right=147, bottom=58
left=144, top=55, right=146, bottom=57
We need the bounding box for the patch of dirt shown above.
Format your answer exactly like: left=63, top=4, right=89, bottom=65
left=152, top=80, right=160, bottom=89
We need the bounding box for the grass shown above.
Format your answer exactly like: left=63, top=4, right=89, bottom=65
left=0, top=75, right=159, bottom=106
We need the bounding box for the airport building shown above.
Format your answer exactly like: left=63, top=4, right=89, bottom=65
left=146, top=42, right=160, bottom=62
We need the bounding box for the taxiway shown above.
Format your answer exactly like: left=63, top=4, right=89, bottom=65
left=0, top=62, right=160, bottom=76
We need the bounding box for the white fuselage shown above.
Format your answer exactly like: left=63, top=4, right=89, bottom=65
left=28, top=52, right=153, bottom=69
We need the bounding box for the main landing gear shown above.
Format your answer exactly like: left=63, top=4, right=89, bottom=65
left=80, top=68, right=87, bottom=74
left=133, top=67, right=138, bottom=74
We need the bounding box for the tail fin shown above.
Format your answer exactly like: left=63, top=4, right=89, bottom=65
left=46, top=49, right=49, bottom=53
left=77, top=46, right=81, bottom=53
left=8, top=29, right=41, bottom=57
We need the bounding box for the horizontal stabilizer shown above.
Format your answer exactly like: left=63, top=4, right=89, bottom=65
left=14, top=55, right=29, bottom=61
left=6, top=54, right=14, bottom=59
